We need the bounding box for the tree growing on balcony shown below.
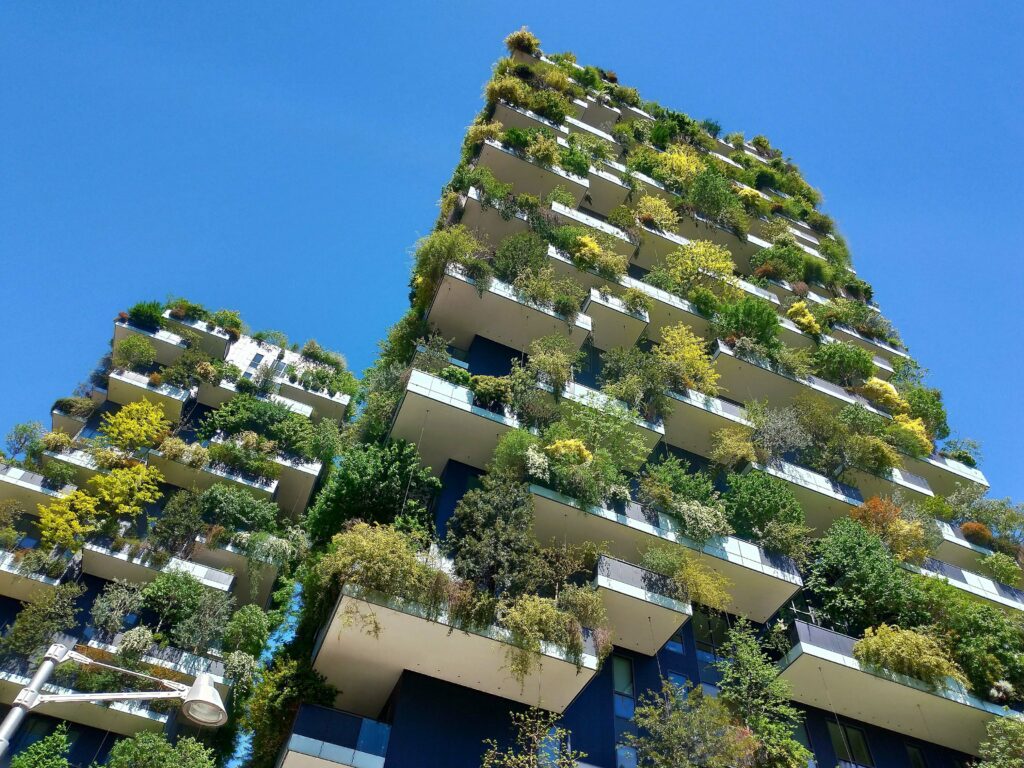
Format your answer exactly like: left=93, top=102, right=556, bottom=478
left=977, top=716, right=1024, bottom=768
left=0, top=583, right=83, bottom=659
left=481, top=708, right=586, bottom=768
left=624, top=678, right=757, bottom=768
left=99, top=399, right=171, bottom=452
left=9, top=723, right=71, bottom=768
left=104, top=730, right=216, bottom=768
left=88, top=463, right=164, bottom=520
left=111, top=334, right=156, bottom=372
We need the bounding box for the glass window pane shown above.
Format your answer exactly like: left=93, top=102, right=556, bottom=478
left=906, top=746, right=927, bottom=768
left=827, top=721, right=851, bottom=762
left=613, top=692, right=635, bottom=719
left=667, top=671, right=689, bottom=691
left=846, top=726, right=873, bottom=766
left=612, top=656, right=634, bottom=696
left=615, top=746, right=638, bottom=768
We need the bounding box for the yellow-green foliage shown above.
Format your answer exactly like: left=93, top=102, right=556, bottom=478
left=634, top=195, right=680, bottom=231
left=657, top=144, right=704, bottom=190
left=38, top=491, right=98, bottom=551
left=980, top=551, right=1023, bottom=588
left=641, top=544, right=732, bottom=612
left=859, top=377, right=911, bottom=414
left=525, top=132, right=560, bottom=167
left=853, top=624, right=968, bottom=690
left=850, top=497, right=933, bottom=564
left=656, top=240, right=739, bottom=301
left=785, top=301, right=822, bottom=336
left=887, top=414, right=934, bottom=458
left=569, top=234, right=628, bottom=279
left=655, top=323, right=720, bottom=395
left=545, top=439, right=593, bottom=464
left=710, top=426, right=756, bottom=467
left=88, top=464, right=164, bottom=519
left=40, top=431, right=72, bottom=453
left=464, top=121, right=503, bottom=150
left=485, top=75, right=530, bottom=107
left=100, top=399, right=171, bottom=452
left=504, top=27, right=540, bottom=55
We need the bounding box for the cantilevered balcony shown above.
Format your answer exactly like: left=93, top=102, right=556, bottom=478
left=113, top=319, right=188, bottom=366
left=191, top=535, right=280, bottom=608
left=575, top=94, right=619, bottom=132
left=529, top=485, right=803, bottom=622
left=147, top=446, right=278, bottom=502
left=478, top=139, right=589, bottom=206
left=389, top=370, right=517, bottom=475
left=276, top=378, right=351, bottom=424
left=0, top=522, right=79, bottom=603
left=634, top=221, right=691, bottom=271
left=0, top=462, right=73, bottom=511
left=662, top=388, right=750, bottom=458
left=933, top=520, right=993, bottom=572
left=460, top=187, right=530, bottom=248
left=712, top=341, right=888, bottom=418
left=312, top=584, right=600, bottom=717
left=82, top=540, right=235, bottom=593
left=829, top=322, right=910, bottom=366
left=426, top=264, right=592, bottom=354
left=279, top=704, right=391, bottom=768
left=493, top=99, right=569, bottom=137
left=162, top=309, right=231, bottom=359
left=40, top=447, right=104, bottom=488
left=904, top=452, right=989, bottom=498
left=548, top=201, right=635, bottom=257
left=581, top=287, right=648, bottom=351
left=106, top=369, right=191, bottom=422
left=591, top=555, right=691, bottom=656
left=84, top=636, right=229, bottom=697
left=557, top=381, right=664, bottom=452
left=909, top=557, right=1024, bottom=615
left=750, top=461, right=862, bottom=535
left=778, top=620, right=1018, bottom=756
left=842, top=464, right=934, bottom=502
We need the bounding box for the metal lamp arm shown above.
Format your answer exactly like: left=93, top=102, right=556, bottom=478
left=22, top=688, right=187, bottom=708
left=60, top=649, right=190, bottom=693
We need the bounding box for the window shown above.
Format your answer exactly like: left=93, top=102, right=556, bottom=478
left=794, top=722, right=817, bottom=768
left=827, top=721, right=874, bottom=767
left=905, top=745, right=928, bottom=768
left=612, top=655, right=637, bottom=768
left=666, top=671, right=689, bottom=691
left=692, top=610, right=730, bottom=689
left=665, top=629, right=686, bottom=655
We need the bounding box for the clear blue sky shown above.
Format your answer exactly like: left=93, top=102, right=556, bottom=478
left=2, top=2, right=1021, bottom=499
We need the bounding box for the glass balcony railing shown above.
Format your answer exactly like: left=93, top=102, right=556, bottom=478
left=287, top=704, right=391, bottom=765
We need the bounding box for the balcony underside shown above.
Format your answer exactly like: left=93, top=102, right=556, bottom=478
left=530, top=486, right=801, bottom=623
left=594, top=560, right=691, bottom=656
left=389, top=371, right=515, bottom=475
left=427, top=268, right=590, bottom=354
left=751, top=462, right=861, bottom=535
left=662, top=389, right=748, bottom=458
left=780, top=623, right=1010, bottom=756
left=478, top=140, right=588, bottom=207
left=582, top=290, right=647, bottom=352
left=313, top=588, right=598, bottom=717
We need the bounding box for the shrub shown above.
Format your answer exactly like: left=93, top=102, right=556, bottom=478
left=977, top=716, right=1024, bottom=768
left=859, top=377, right=910, bottom=414
left=504, top=26, right=540, bottom=54
left=527, top=334, right=581, bottom=395
left=785, top=300, right=821, bottom=336
left=902, top=385, right=950, bottom=441
left=600, top=346, right=671, bottom=418
left=470, top=375, right=512, bottom=411
left=886, top=414, right=934, bottom=458
left=639, top=455, right=718, bottom=508
left=981, top=552, right=1023, bottom=587
left=38, top=490, right=97, bottom=550
left=411, top=225, right=485, bottom=312
left=647, top=240, right=738, bottom=305
left=713, top=297, right=780, bottom=351
left=439, top=364, right=472, bottom=387
left=654, top=324, right=719, bottom=395
left=709, top=426, right=756, bottom=467
left=493, top=231, right=547, bottom=284
left=851, top=496, right=935, bottom=564
left=199, top=483, right=279, bottom=533
left=635, top=195, right=679, bottom=231
left=158, top=436, right=209, bottom=467
left=52, top=396, right=96, bottom=419
left=723, top=471, right=808, bottom=558
left=166, top=297, right=208, bottom=322
left=112, top=335, right=156, bottom=371
left=126, top=300, right=164, bottom=331
left=641, top=545, right=731, bottom=612
left=746, top=401, right=811, bottom=464
left=89, top=464, right=164, bottom=518
left=100, top=399, right=171, bottom=452
left=622, top=286, right=652, bottom=316
left=656, top=144, right=704, bottom=190
left=40, top=430, right=72, bottom=453
left=854, top=624, right=967, bottom=690
left=939, top=437, right=982, bottom=468
left=812, top=341, right=874, bottom=387
left=961, top=521, right=995, bottom=549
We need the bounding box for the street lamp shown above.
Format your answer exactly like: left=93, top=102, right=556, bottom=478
left=0, top=642, right=228, bottom=759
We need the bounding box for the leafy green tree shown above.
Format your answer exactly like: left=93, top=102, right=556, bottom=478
left=445, top=475, right=543, bottom=597
left=224, top=604, right=273, bottom=656
left=170, top=587, right=233, bottom=653
left=716, top=621, right=811, bottom=768
left=99, top=399, right=170, bottom=451
left=0, top=584, right=83, bottom=658
left=811, top=341, right=875, bottom=387
left=198, top=484, right=278, bottom=533
left=712, top=297, right=780, bottom=351
left=804, top=518, right=924, bottom=636
left=625, top=679, right=756, bottom=768
left=90, top=580, right=144, bottom=637
left=305, top=440, right=440, bottom=544
left=242, top=656, right=336, bottom=768
left=4, top=421, right=43, bottom=461
left=977, top=716, right=1024, bottom=768
left=112, top=335, right=157, bottom=371
left=105, top=731, right=215, bottom=768
left=481, top=708, right=585, bottom=768
left=901, top=384, right=949, bottom=440
left=10, top=723, right=70, bottom=768
left=150, top=489, right=204, bottom=554
left=142, top=571, right=206, bottom=634
left=722, top=471, right=808, bottom=560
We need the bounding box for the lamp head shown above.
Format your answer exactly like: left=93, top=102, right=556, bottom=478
left=181, top=673, right=228, bottom=727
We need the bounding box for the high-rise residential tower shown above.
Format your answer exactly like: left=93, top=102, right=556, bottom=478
left=284, top=28, right=1022, bottom=768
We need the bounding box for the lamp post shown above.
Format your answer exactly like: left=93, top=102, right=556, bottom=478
left=0, top=642, right=228, bottom=759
